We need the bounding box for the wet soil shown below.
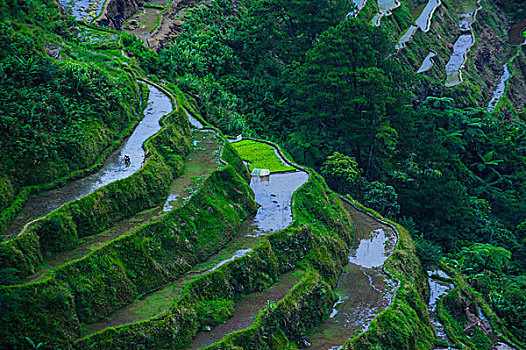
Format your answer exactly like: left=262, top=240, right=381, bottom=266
left=427, top=270, right=454, bottom=347
left=306, top=202, right=397, bottom=349
left=23, top=130, right=220, bottom=285
left=84, top=143, right=308, bottom=336
left=189, top=270, right=305, bottom=349
left=163, top=130, right=221, bottom=212
left=4, top=84, right=171, bottom=239
left=122, top=7, right=162, bottom=45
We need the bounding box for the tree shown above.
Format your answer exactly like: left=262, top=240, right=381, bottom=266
left=458, top=243, right=511, bottom=275
left=290, top=18, right=411, bottom=172
left=320, top=152, right=361, bottom=194
left=362, top=181, right=400, bottom=218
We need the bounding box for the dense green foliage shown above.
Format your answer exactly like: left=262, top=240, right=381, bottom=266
left=0, top=139, right=256, bottom=349
left=0, top=104, right=192, bottom=279
left=76, top=157, right=356, bottom=350
left=1, top=0, right=525, bottom=346
left=119, top=0, right=525, bottom=342
left=0, top=0, right=144, bottom=240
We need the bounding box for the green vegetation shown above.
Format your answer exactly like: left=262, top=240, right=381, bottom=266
left=231, top=140, right=296, bottom=173
left=0, top=138, right=256, bottom=349
left=0, top=0, right=144, bottom=236
left=76, top=155, right=355, bottom=350
left=1, top=0, right=525, bottom=347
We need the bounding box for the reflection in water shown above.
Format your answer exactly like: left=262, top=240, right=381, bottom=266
left=247, top=171, right=309, bottom=237
left=58, top=0, right=105, bottom=21
left=348, top=228, right=392, bottom=268
left=417, top=51, right=437, bottom=73
left=427, top=271, right=454, bottom=347
left=487, top=63, right=511, bottom=112
left=445, top=34, right=474, bottom=87
left=307, top=202, right=397, bottom=349
left=371, top=0, right=400, bottom=26
left=415, top=0, right=441, bottom=32
left=84, top=143, right=309, bottom=335
left=396, top=25, right=418, bottom=51
left=444, top=0, right=480, bottom=87
left=5, top=84, right=172, bottom=238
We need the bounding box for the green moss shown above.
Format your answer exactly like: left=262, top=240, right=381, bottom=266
left=0, top=126, right=257, bottom=349
left=231, top=140, right=296, bottom=173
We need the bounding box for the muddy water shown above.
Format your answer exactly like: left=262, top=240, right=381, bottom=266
left=415, top=0, right=440, bottom=32
left=190, top=270, right=305, bottom=349
left=4, top=84, right=172, bottom=239
left=59, top=0, right=104, bottom=21
left=417, top=51, right=437, bottom=73
left=396, top=25, right=418, bottom=51
left=427, top=270, right=454, bottom=347
left=306, top=202, right=397, bottom=349
left=84, top=143, right=308, bottom=335
left=122, top=7, right=161, bottom=45
left=487, top=63, right=511, bottom=112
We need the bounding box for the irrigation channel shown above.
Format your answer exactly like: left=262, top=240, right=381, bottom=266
left=84, top=138, right=309, bottom=336
left=4, top=83, right=172, bottom=239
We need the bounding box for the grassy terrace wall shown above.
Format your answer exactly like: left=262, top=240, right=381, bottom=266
left=344, top=200, right=435, bottom=350
left=199, top=194, right=435, bottom=350
left=76, top=166, right=355, bottom=349
left=0, top=87, right=192, bottom=279
left=0, top=136, right=256, bottom=349
left=0, top=81, right=145, bottom=237
left=435, top=264, right=523, bottom=350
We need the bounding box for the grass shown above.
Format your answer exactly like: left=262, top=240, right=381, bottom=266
left=231, top=140, right=296, bottom=173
